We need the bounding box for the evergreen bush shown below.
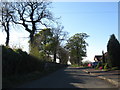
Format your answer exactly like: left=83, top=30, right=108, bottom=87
left=107, top=34, right=120, bottom=68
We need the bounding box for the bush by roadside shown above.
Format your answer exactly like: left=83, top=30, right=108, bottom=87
left=2, top=45, right=45, bottom=77
left=2, top=45, right=67, bottom=88
left=94, top=62, right=119, bottom=71
left=71, top=64, right=82, bottom=67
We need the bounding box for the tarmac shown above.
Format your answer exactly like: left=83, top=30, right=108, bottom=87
left=82, top=68, right=120, bottom=88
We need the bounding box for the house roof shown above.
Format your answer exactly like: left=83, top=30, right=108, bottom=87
left=94, top=55, right=102, bottom=62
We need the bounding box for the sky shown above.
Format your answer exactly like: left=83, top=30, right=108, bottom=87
left=0, top=1, right=118, bottom=62
left=51, top=2, right=118, bottom=62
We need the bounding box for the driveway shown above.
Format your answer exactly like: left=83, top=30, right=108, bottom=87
left=17, top=67, right=117, bottom=88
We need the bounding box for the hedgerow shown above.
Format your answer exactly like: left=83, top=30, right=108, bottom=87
left=2, top=45, right=45, bottom=77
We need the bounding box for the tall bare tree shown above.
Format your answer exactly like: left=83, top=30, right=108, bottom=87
left=0, top=2, right=13, bottom=46
left=51, top=24, right=68, bottom=62
left=10, top=1, right=54, bottom=45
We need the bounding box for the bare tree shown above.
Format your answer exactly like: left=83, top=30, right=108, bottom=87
left=0, top=2, right=13, bottom=46
left=51, top=23, right=68, bottom=62
left=10, top=1, right=54, bottom=44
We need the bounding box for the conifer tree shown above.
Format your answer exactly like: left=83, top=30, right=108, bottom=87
left=107, top=34, right=120, bottom=68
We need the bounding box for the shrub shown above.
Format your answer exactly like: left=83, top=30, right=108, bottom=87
left=2, top=45, right=45, bottom=77
left=2, top=45, right=65, bottom=77
left=104, top=63, right=109, bottom=70
left=2, top=46, right=21, bottom=77
left=71, top=64, right=80, bottom=67
left=111, top=67, right=119, bottom=70
left=82, top=61, right=91, bottom=67
left=99, top=66, right=102, bottom=70
left=95, top=62, right=102, bottom=69
left=2, top=45, right=67, bottom=88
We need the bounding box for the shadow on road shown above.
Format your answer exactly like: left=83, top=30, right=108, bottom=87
left=17, top=66, right=117, bottom=89
left=17, top=67, right=88, bottom=89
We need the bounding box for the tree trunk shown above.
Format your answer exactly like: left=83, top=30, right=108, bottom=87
left=6, top=21, right=10, bottom=46
left=2, top=20, right=10, bottom=47
left=59, top=58, right=62, bottom=64
left=53, top=51, right=56, bottom=63
left=6, top=31, right=9, bottom=46
left=76, top=46, right=80, bottom=66
left=29, top=33, right=34, bottom=54
left=77, top=56, right=80, bottom=66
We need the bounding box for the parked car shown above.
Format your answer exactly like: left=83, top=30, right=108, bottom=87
left=92, top=62, right=99, bottom=68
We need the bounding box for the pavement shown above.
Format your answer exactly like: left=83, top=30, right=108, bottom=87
left=82, top=67, right=120, bottom=88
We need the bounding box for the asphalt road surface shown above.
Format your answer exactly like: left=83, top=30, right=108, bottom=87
left=17, top=66, right=117, bottom=88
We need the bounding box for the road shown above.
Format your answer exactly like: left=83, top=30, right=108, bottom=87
left=17, top=67, right=117, bottom=88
